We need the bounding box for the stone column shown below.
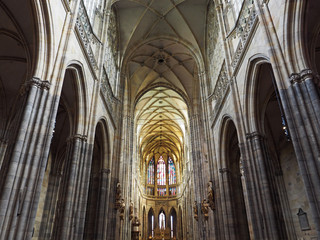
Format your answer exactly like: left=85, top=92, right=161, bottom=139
left=218, top=168, right=236, bottom=240
left=189, top=114, right=206, bottom=239
left=0, top=77, right=51, bottom=240
left=95, top=168, right=111, bottom=239
left=243, top=132, right=281, bottom=239
left=54, top=134, right=88, bottom=240
left=279, top=69, right=320, bottom=235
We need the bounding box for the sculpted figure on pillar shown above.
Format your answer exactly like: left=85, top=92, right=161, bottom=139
left=115, top=182, right=123, bottom=210
left=118, top=198, right=126, bottom=220
left=129, top=201, right=134, bottom=220
left=193, top=201, right=198, bottom=221
left=207, top=181, right=215, bottom=211
left=116, top=182, right=122, bottom=199
left=201, top=199, right=210, bottom=221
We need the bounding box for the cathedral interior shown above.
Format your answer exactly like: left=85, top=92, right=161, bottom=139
left=0, top=0, right=320, bottom=239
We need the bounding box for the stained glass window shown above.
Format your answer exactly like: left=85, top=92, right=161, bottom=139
left=147, top=187, right=154, bottom=195
left=157, top=156, right=166, bottom=185
left=169, top=187, right=176, bottom=196
left=147, top=158, right=155, bottom=184
left=168, top=157, right=176, bottom=185
left=157, top=188, right=166, bottom=196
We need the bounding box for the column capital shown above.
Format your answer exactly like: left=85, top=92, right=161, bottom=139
left=289, top=73, right=301, bottom=84
left=20, top=77, right=51, bottom=95
left=289, top=69, right=319, bottom=84
left=68, top=134, right=88, bottom=142
left=245, top=131, right=264, bottom=140
left=219, top=168, right=229, bottom=174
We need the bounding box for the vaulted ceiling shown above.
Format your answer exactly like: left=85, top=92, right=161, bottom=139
left=113, top=0, right=208, bottom=165
left=135, top=86, right=188, bottom=162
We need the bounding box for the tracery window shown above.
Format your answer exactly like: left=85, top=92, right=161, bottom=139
left=168, top=157, right=176, bottom=185
left=157, top=156, right=166, bottom=185
left=147, top=158, right=155, bottom=184
left=146, top=155, right=178, bottom=197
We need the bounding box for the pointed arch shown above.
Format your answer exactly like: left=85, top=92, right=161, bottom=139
left=148, top=208, right=155, bottom=238
left=169, top=207, right=177, bottom=238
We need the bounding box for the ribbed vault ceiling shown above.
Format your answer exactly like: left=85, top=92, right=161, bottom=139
left=114, top=0, right=207, bottom=166
left=135, top=86, right=188, bottom=162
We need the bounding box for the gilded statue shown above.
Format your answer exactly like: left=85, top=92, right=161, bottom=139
left=201, top=199, right=210, bottom=220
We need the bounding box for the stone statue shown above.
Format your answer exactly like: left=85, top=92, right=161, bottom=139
left=129, top=201, right=134, bottom=220
left=118, top=198, right=126, bottom=220
left=132, top=216, right=141, bottom=226
left=193, top=201, right=198, bottom=221
left=201, top=199, right=210, bottom=221
left=116, top=182, right=122, bottom=200
left=207, top=181, right=215, bottom=211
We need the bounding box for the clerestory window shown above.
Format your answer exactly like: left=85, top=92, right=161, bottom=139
left=146, top=155, right=177, bottom=197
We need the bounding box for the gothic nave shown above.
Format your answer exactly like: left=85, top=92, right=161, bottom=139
left=0, top=0, right=320, bottom=239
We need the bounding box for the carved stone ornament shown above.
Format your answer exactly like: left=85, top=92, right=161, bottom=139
left=129, top=201, right=134, bottom=221
left=201, top=199, right=210, bottom=221
left=132, top=216, right=141, bottom=227
left=116, top=182, right=121, bottom=200
left=115, top=182, right=122, bottom=209
left=193, top=201, right=198, bottom=221
left=207, top=181, right=215, bottom=211
left=118, top=198, right=126, bottom=221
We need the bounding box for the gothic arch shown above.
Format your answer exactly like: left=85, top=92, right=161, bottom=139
left=93, top=118, right=111, bottom=169
left=284, top=0, right=320, bottom=71
left=243, top=54, right=271, bottom=133
left=64, top=63, right=88, bottom=134
left=84, top=120, right=111, bottom=239
left=169, top=207, right=177, bottom=238
left=147, top=208, right=155, bottom=238
left=218, top=116, right=250, bottom=240
left=30, top=0, right=54, bottom=79
left=35, top=64, right=89, bottom=239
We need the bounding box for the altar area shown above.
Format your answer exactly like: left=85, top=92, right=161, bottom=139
left=148, top=227, right=176, bottom=240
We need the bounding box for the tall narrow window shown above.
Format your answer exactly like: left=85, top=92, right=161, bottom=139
left=171, top=215, right=173, bottom=238
left=168, top=157, right=176, bottom=185
left=147, top=158, right=155, bottom=184
left=152, top=215, right=154, bottom=237
left=157, top=156, right=166, bottom=185
left=159, top=211, right=166, bottom=229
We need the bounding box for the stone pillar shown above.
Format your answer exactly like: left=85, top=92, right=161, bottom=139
left=243, top=132, right=281, bottom=239
left=95, top=168, right=111, bottom=239
left=218, top=168, right=236, bottom=240
left=54, top=134, right=89, bottom=240
left=190, top=114, right=205, bottom=239
left=0, top=77, right=51, bottom=240
left=279, top=69, right=320, bottom=235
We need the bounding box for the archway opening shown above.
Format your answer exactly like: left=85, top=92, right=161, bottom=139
left=256, top=63, right=316, bottom=238
left=148, top=208, right=155, bottom=238
left=84, top=122, right=106, bottom=239
left=169, top=208, right=177, bottom=238
left=225, top=120, right=250, bottom=239
left=36, top=68, right=79, bottom=239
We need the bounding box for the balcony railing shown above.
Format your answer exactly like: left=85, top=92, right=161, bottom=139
left=76, top=0, right=98, bottom=70
left=227, top=0, right=258, bottom=70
